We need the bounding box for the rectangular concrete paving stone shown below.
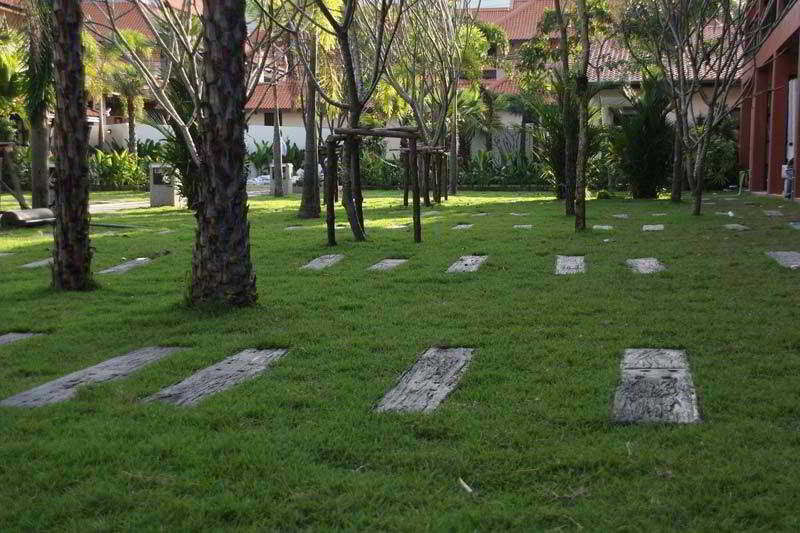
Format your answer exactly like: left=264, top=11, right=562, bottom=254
left=555, top=255, right=585, bottom=275
left=368, top=259, right=408, bottom=271
left=651, top=213, right=668, bottom=217
left=145, top=348, right=288, bottom=406
left=452, top=224, right=473, bottom=230
left=764, top=210, right=783, bottom=217
left=612, top=214, right=629, bottom=219
left=0, top=346, right=184, bottom=407
left=766, top=251, right=800, bottom=269
left=0, top=332, right=42, bottom=346
left=789, top=222, right=800, bottom=230
left=593, top=225, right=613, bottom=231
left=0, top=252, right=14, bottom=257
left=301, top=254, right=344, bottom=270
left=715, top=211, right=735, bottom=217
left=724, top=224, right=750, bottom=231
left=284, top=226, right=305, bottom=231
left=626, top=258, right=666, bottom=274
left=387, top=224, right=409, bottom=229
left=447, top=255, right=487, bottom=273
left=613, top=349, right=700, bottom=424
left=20, top=257, right=52, bottom=269
left=472, top=212, right=489, bottom=217
left=375, top=347, right=474, bottom=412
left=98, top=257, right=151, bottom=275
left=513, top=224, right=532, bottom=229
left=509, top=212, right=528, bottom=216
left=642, top=224, right=664, bottom=232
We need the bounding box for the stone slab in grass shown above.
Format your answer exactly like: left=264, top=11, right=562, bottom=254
left=613, top=348, right=700, bottom=424
left=0, top=252, right=14, bottom=257
left=0, top=346, right=183, bottom=407
left=593, top=225, right=613, bottom=231
left=509, top=212, right=528, bottom=216
left=284, top=225, right=305, bottom=231
left=715, top=211, right=735, bottom=217
left=145, top=348, right=288, bottom=406
left=368, top=259, right=408, bottom=271
left=447, top=255, right=487, bottom=273
left=387, top=224, right=409, bottom=230
left=420, top=211, right=439, bottom=217
left=788, top=222, right=800, bottom=230
left=764, top=210, right=783, bottom=217
left=626, top=258, right=666, bottom=274
left=651, top=213, right=668, bottom=217
left=513, top=224, right=532, bottom=230
left=98, top=257, right=151, bottom=275
left=612, top=214, right=629, bottom=219
left=642, top=224, right=664, bottom=232
left=452, top=224, right=473, bottom=230
left=766, top=251, right=800, bottom=269
left=375, top=347, right=473, bottom=412
left=472, top=212, right=489, bottom=217
left=20, top=257, right=52, bottom=269
left=703, top=202, right=716, bottom=205
left=0, top=332, right=42, bottom=346
left=555, top=255, right=585, bottom=275
left=301, top=254, right=344, bottom=270
left=724, top=223, right=750, bottom=231
left=157, top=230, right=175, bottom=235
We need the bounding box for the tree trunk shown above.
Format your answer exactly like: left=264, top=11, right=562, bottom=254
left=411, top=138, right=421, bottom=242
left=30, top=111, right=50, bottom=208
left=554, top=0, right=575, bottom=216
left=127, top=95, right=136, bottom=153
left=342, top=133, right=365, bottom=240
left=299, top=32, right=320, bottom=219
left=690, top=142, right=707, bottom=216
left=670, top=119, right=683, bottom=203
left=1, top=153, right=29, bottom=209
left=190, top=0, right=256, bottom=306
left=272, top=83, right=283, bottom=197
left=422, top=151, right=431, bottom=206
left=448, top=98, right=458, bottom=195
left=325, top=137, right=337, bottom=246
left=51, top=0, right=92, bottom=290
left=402, top=139, right=409, bottom=206
left=574, top=0, right=590, bottom=231
left=97, top=94, right=105, bottom=149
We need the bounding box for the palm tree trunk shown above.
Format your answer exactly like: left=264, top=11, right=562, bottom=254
left=670, top=111, right=683, bottom=203
left=30, top=111, right=50, bottom=208
left=127, top=96, right=136, bottom=153
left=298, top=31, right=320, bottom=219
left=51, top=0, right=92, bottom=290
left=190, top=0, right=256, bottom=306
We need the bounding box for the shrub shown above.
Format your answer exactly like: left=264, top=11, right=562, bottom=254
left=610, top=76, right=673, bottom=198
left=360, top=152, right=402, bottom=188
left=595, top=189, right=612, bottom=199
left=285, top=141, right=305, bottom=170
left=694, top=116, right=739, bottom=190
left=462, top=150, right=498, bottom=189
left=88, top=149, right=148, bottom=191
left=247, top=140, right=273, bottom=175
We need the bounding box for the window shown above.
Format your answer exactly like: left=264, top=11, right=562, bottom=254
left=264, top=111, right=282, bottom=126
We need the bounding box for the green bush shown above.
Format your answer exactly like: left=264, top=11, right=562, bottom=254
left=285, top=141, right=305, bottom=170
left=360, top=152, right=402, bottom=188
left=610, top=76, right=673, bottom=198
left=695, top=116, right=739, bottom=190
left=463, top=150, right=498, bottom=189
left=595, top=189, right=612, bottom=199
left=247, top=140, right=273, bottom=175
left=88, top=149, right=148, bottom=191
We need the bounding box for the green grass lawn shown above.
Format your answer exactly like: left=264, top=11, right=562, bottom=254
left=2, top=190, right=148, bottom=209
left=1, top=190, right=799, bottom=531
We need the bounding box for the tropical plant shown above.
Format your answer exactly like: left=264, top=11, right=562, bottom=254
left=285, top=141, right=304, bottom=171
left=247, top=140, right=273, bottom=175
left=610, top=76, right=673, bottom=198
left=88, top=149, right=147, bottom=191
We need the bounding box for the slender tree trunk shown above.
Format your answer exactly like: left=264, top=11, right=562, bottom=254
left=402, top=139, right=409, bottom=206
left=1, top=153, right=29, bottom=209
left=51, top=0, right=92, bottom=290
left=554, top=0, right=576, bottom=216
left=325, top=137, right=337, bottom=246
left=411, top=138, right=421, bottom=242
left=574, top=0, right=590, bottom=231
left=342, top=133, right=365, bottom=240
left=272, top=83, right=283, bottom=197
left=691, top=142, right=707, bottom=216
left=30, top=112, right=50, bottom=208
left=127, top=95, right=136, bottom=153
left=299, top=32, right=320, bottom=219
left=97, top=94, right=105, bottom=149
left=671, top=118, right=683, bottom=203
left=422, top=151, right=431, bottom=206
left=190, top=0, right=256, bottom=306
left=449, top=97, right=458, bottom=195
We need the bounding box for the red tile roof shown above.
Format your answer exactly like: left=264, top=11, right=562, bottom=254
left=246, top=81, right=304, bottom=111
left=474, top=0, right=554, bottom=41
